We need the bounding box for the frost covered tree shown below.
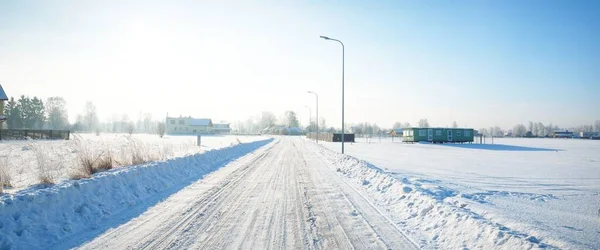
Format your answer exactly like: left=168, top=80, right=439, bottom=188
left=392, top=122, right=402, bottom=129
left=513, top=124, right=527, bottom=137
left=319, top=117, right=327, bottom=132
left=478, top=128, right=488, bottom=136
left=284, top=111, right=299, bottom=127
left=82, top=101, right=99, bottom=132
left=595, top=120, right=600, bottom=132
left=418, top=119, right=429, bottom=128
left=259, top=112, right=276, bottom=130
left=156, top=122, right=166, bottom=138
left=528, top=121, right=534, bottom=133
left=45, top=97, right=69, bottom=130
left=452, top=121, right=458, bottom=128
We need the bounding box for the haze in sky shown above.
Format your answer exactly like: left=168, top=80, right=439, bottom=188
left=1, top=1, right=598, bottom=129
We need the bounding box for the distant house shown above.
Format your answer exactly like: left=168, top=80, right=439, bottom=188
left=0, top=84, right=7, bottom=121
left=0, top=84, right=8, bottom=130
left=553, top=130, right=573, bottom=138
left=389, top=128, right=403, bottom=137
left=213, top=123, right=231, bottom=134
left=166, top=116, right=213, bottom=135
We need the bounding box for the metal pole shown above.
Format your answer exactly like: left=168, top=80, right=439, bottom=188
left=341, top=41, right=345, bottom=154
left=307, top=91, right=319, bottom=144
left=319, top=36, right=345, bottom=153
left=308, top=106, right=312, bottom=132
left=316, top=94, right=319, bottom=144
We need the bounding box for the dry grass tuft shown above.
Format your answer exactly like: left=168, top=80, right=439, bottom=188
left=30, top=143, right=57, bottom=185
left=0, top=154, right=12, bottom=193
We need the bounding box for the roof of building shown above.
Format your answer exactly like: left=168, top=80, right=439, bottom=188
left=190, top=118, right=212, bottom=126
left=391, top=128, right=403, bottom=133
left=0, top=85, right=7, bottom=101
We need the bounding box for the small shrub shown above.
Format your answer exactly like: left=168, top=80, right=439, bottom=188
left=157, top=122, right=166, bottom=138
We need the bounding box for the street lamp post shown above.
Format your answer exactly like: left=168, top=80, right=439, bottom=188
left=305, top=105, right=311, bottom=133
left=320, top=35, right=345, bottom=154
left=307, top=91, right=318, bottom=144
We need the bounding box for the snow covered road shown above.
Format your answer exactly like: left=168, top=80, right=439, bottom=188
left=78, top=137, right=417, bottom=249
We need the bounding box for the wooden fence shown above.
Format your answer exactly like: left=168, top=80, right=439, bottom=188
left=0, top=129, right=70, bottom=140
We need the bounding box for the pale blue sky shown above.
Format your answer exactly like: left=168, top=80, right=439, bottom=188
left=1, top=1, right=598, bottom=129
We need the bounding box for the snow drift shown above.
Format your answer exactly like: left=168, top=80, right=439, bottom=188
left=313, top=144, right=564, bottom=249
left=0, top=138, right=273, bottom=249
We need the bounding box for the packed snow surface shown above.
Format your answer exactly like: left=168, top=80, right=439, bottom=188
left=321, top=137, right=600, bottom=249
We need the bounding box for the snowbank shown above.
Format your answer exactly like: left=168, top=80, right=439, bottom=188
left=0, top=133, right=268, bottom=192
left=0, top=138, right=273, bottom=249
left=313, top=144, right=563, bottom=249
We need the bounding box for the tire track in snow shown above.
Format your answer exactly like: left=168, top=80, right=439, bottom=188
left=78, top=138, right=418, bottom=249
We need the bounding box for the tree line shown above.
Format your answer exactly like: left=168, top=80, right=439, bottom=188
left=3, top=96, right=69, bottom=130
left=3, top=96, right=165, bottom=135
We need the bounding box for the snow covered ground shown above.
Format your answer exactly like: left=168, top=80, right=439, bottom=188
left=0, top=138, right=273, bottom=249
left=0, top=133, right=267, bottom=192
left=320, top=137, right=600, bottom=249
left=1, top=136, right=582, bottom=249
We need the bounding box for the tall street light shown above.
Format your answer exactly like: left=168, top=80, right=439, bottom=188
left=320, top=35, right=345, bottom=153
left=307, top=91, right=318, bottom=144
left=305, top=105, right=311, bottom=133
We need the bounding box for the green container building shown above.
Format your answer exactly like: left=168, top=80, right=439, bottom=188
left=402, top=127, right=474, bottom=143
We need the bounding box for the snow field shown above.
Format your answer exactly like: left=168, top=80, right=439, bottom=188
left=0, top=138, right=273, bottom=249
left=0, top=133, right=267, bottom=192
left=315, top=146, right=548, bottom=249
left=319, top=137, right=600, bottom=249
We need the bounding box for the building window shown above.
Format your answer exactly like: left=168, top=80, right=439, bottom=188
left=436, top=130, right=442, bottom=136
left=457, top=130, right=462, bottom=136
left=419, top=130, right=426, bottom=136
left=465, top=130, right=471, bottom=136
left=179, top=120, right=184, bottom=125
left=174, top=127, right=177, bottom=131
left=170, top=120, right=175, bottom=124
left=186, top=127, right=188, bottom=131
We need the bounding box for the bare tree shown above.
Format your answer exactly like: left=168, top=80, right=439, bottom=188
left=259, top=111, right=276, bottom=130
left=82, top=101, right=99, bottom=132
left=418, top=119, right=429, bottom=128
left=45, top=97, right=69, bottom=129
left=595, top=120, right=600, bottom=132
left=392, top=122, right=402, bottom=129
left=126, top=122, right=135, bottom=135
left=452, top=121, right=458, bottom=128
left=493, top=126, right=503, bottom=137
left=284, top=111, right=299, bottom=127
left=319, top=117, right=326, bottom=131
